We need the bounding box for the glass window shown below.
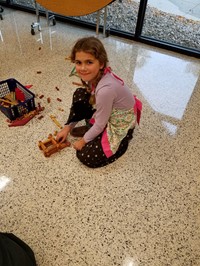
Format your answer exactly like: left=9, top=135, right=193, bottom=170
left=11, top=0, right=35, bottom=8
left=142, top=0, right=200, bottom=50
left=106, top=0, right=139, bottom=34
left=1, top=0, right=199, bottom=55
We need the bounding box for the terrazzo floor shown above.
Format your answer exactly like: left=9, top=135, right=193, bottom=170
left=0, top=7, right=200, bottom=266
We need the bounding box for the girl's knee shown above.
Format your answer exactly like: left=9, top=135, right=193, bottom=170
left=76, top=150, right=96, bottom=168
left=73, top=87, right=89, bottom=101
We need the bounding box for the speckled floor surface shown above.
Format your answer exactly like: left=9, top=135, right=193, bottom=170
left=0, top=7, right=200, bottom=266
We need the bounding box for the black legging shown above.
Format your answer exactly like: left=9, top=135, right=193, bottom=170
left=66, top=87, right=95, bottom=124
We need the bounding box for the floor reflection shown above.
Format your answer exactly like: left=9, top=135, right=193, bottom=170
left=133, top=49, right=200, bottom=134
left=162, top=121, right=178, bottom=135
left=0, top=29, right=3, bottom=41
left=0, top=175, right=11, bottom=191
left=133, top=49, right=200, bottom=121
left=122, top=256, right=139, bottom=266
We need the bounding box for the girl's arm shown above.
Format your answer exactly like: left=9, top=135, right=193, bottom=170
left=83, top=85, right=115, bottom=142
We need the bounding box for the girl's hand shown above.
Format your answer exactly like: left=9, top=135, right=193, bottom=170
left=56, top=125, right=71, bottom=143
left=73, top=138, right=86, bottom=151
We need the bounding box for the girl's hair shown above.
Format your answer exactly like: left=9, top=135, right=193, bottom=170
left=70, top=36, right=109, bottom=70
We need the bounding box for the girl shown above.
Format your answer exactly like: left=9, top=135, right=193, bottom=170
left=56, top=36, right=142, bottom=168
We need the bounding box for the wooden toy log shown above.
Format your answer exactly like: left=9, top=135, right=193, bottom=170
left=0, top=98, right=18, bottom=105
left=50, top=115, right=63, bottom=129
left=38, top=140, right=47, bottom=150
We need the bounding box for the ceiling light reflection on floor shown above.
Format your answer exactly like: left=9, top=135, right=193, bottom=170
left=162, top=121, right=178, bottom=135
left=0, top=30, right=3, bottom=42
left=122, top=256, right=138, bottom=266
left=0, top=175, right=11, bottom=191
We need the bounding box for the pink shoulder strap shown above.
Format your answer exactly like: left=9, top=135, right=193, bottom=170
left=104, top=67, right=124, bottom=85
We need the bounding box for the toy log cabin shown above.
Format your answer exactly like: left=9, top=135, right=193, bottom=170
left=38, top=134, right=70, bottom=157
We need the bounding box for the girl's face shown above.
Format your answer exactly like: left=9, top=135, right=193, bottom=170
left=74, top=51, right=104, bottom=83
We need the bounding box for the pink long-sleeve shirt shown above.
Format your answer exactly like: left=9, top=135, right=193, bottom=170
left=83, top=71, right=135, bottom=143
